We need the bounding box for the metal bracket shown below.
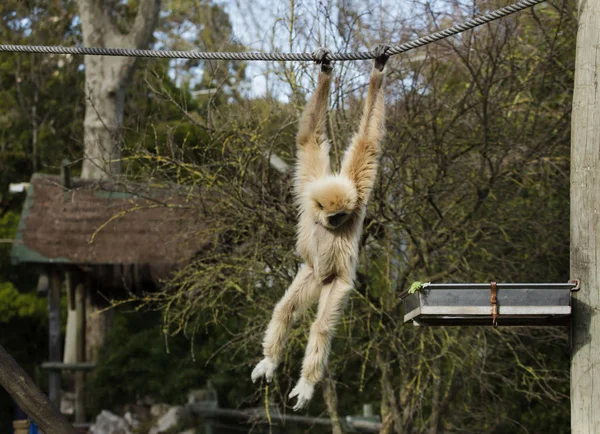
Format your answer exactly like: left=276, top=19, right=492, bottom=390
left=490, top=281, right=498, bottom=328
left=569, top=279, right=581, bottom=292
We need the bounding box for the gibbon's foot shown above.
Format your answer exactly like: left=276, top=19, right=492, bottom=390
left=251, top=357, right=278, bottom=383
left=289, top=377, right=315, bottom=411
left=313, top=47, right=333, bottom=72
left=373, top=44, right=390, bottom=71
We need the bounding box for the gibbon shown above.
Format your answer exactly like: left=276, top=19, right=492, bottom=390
left=251, top=46, right=390, bottom=410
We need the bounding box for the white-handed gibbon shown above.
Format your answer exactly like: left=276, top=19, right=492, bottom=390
left=251, top=46, right=390, bottom=410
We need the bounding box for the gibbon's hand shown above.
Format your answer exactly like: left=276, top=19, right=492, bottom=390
left=373, top=44, right=390, bottom=72
left=289, top=378, right=315, bottom=411
left=313, top=47, right=333, bottom=72
left=251, top=357, right=277, bottom=383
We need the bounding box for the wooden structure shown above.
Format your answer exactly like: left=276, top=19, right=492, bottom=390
left=570, top=0, right=600, bottom=430
left=0, top=344, right=77, bottom=434
left=402, top=282, right=575, bottom=327
left=10, top=173, right=211, bottom=423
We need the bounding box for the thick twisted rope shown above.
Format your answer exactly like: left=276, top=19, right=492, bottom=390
left=0, top=0, right=545, bottom=61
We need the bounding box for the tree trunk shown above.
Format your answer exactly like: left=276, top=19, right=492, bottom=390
left=77, top=0, right=161, bottom=180
left=80, top=70, right=125, bottom=179
left=570, top=0, right=600, bottom=430
left=428, top=359, right=442, bottom=434
left=85, top=289, right=114, bottom=362
left=322, top=373, right=344, bottom=434
left=377, top=350, right=403, bottom=434
left=76, top=0, right=161, bottom=361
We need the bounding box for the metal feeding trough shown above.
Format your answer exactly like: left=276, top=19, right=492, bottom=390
left=401, top=281, right=578, bottom=327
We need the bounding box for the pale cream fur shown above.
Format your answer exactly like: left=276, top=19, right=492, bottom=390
left=252, top=61, right=387, bottom=410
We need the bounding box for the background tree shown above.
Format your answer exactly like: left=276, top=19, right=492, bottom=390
left=76, top=0, right=161, bottom=180
left=0, top=0, right=577, bottom=431
left=75, top=0, right=162, bottom=362
left=0, top=0, right=247, bottom=425
left=120, top=1, right=574, bottom=432
left=0, top=0, right=82, bottom=429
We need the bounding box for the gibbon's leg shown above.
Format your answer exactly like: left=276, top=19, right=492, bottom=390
left=289, top=278, right=353, bottom=410
left=251, top=264, right=321, bottom=383
left=340, top=45, right=390, bottom=207
left=294, top=48, right=334, bottom=197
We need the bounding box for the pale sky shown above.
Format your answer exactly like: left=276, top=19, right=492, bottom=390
left=163, top=0, right=467, bottom=101
left=216, top=0, right=414, bottom=101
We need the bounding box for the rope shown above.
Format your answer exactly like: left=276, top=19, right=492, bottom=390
left=0, top=0, right=545, bottom=61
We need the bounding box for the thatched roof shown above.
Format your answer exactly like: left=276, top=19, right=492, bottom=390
left=11, top=174, right=211, bottom=267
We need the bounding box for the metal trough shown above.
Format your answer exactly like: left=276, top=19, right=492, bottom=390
left=402, top=282, right=576, bottom=326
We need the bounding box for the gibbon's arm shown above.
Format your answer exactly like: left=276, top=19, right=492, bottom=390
left=294, top=50, right=333, bottom=195
left=340, top=46, right=389, bottom=206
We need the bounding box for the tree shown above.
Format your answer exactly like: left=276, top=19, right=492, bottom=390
left=0, top=0, right=577, bottom=431
left=75, top=0, right=162, bottom=363
left=122, top=0, right=575, bottom=432
left=76, top=0, right=161, bottom=180
left=0, top=1, right=82, bottom=428
left=0, top=0, right=83, bottom=194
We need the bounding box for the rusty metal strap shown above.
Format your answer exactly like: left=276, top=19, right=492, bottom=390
left=490, top=281, right=499, bottom=328
left=569, top=279, right=580, bottom=291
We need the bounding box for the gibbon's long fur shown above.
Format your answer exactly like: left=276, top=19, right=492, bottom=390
left=252, top=47, right=388, bottom=410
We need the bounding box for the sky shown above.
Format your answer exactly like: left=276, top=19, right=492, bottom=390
left=161, top=0, right=494, bottom=101
left=211, top=0, right=414, bottom=101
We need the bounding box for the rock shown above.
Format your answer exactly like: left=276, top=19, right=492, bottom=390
left=90, top=410, right=132, bottom=434
left=187, top=382, right=218, bottom=409
left=60, top=391, right=76, bottom=415
left=149, top=406, right=183, bottom=434
left=122, top=403, right=151, bottom=425
left=150, top=403, right=171, bottom=418
left=123, top=412, right=140, bottom=429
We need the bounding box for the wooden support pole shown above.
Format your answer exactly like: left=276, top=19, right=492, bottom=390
left=75, top=282, right=87, bottom=424
left=0, top=344, right=76, bottom=434
left=48, top=270, right=62, bottom=408
left=570, top=0, right=600, bottom=430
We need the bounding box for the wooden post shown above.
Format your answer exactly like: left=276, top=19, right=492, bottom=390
left=48, top=270, right=62, bottom=408
left=0, top=344, right=77, bottom=434
left=75, top=282, right=87, bottom=423
left=570, top=0, right=600, bottom=430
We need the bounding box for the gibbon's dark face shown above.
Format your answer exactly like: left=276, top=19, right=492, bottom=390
left=307, top=176, right=358, bottom=230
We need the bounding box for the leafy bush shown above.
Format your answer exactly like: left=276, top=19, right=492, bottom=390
left=87, top=310, right=228, bottom=414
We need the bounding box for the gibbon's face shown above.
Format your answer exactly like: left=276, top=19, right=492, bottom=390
left=307, top=176, right=358, bottom=230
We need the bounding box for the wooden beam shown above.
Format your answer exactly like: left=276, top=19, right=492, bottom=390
left=570, top=0, right=600, bottom=430
left=0, top=344, right=76, bottom=434
left=75, top=282, right=87, bottom=424
left=41, top=362, right=96, bottom=371
left=48, top=270, right=62, bottom=408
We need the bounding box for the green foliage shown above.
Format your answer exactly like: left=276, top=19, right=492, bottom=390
left=0, top=210, right=19, bottom=276
left=0, top=2, right=81, bottom=429
left=0, top=0, right=84, bottom=197
left=87, top=311, right=255, bottom=414
left=0, top=282, right=46, bottom=323
left=121, top=1, right=575, bottom=432
left=408, top=281, right=428, bottom=294
left=0, top=0, right=578, bottom=432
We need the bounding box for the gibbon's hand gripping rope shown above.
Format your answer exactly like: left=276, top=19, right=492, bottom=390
left=0, top=0, right=545, bottom=62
